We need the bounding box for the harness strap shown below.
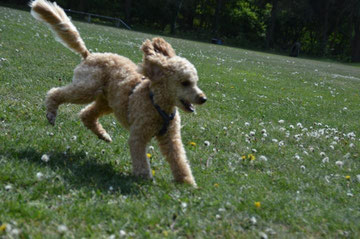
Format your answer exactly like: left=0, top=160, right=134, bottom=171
left=149, top=91, right=176, bottom=136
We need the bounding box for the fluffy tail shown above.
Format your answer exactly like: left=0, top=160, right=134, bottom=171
left=30, top=0, right=90, bottom=58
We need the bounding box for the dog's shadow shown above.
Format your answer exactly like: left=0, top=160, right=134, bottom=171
left=8, top=148, right=141, bottom=195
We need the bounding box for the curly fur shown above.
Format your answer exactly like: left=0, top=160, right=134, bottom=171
left=30, top=0, right=207, bottom=186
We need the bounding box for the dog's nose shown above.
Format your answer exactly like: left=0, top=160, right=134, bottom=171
left=199, top=96, right=207, bottom=104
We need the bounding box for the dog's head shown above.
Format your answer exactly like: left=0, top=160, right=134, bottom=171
left=141, top=38, right=207, bottom=113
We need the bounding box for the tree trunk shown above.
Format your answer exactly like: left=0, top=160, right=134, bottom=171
left=213, top=0, right=222, bottom=37
left=320, top=1, right=331, bottom=56
left=351, top=18, right=360, bottom=62
left=266, top=0, right=278, bottom=49
left=125, top=0, right=132, bottom=25
left=171, top=0, right=183, bottom=34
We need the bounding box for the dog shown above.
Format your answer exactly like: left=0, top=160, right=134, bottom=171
left=30, top=0, right=207, bottom=187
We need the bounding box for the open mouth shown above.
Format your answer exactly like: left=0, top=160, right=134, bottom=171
left=180, top=99, right=194, bottom=112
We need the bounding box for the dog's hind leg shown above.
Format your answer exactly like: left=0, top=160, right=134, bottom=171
left=45, top=81, right=102, bottom=125
left=80, top=96, right=113, bottom=142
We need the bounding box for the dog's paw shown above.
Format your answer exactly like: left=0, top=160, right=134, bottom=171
left=99, top=133, right=112, bottom=143
left=133, top=171, right=153, bottom=180
left=46, top=112, right=56, bottom=126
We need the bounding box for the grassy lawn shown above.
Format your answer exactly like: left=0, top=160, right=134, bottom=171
left=1, top=5, right=360, bottom=238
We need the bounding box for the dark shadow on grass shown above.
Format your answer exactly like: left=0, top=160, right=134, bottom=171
left=5, top=147, right=145, bottom=195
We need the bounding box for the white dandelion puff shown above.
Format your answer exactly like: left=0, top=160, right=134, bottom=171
left=41, top=154, right=50, bottom=162
left=335, top=161, right=344, bottom=167
left=57, top=225, right=68, bottom=234
left=259, top=155, right=268, bottom=161
left=5, top=184, right=12, bottom=191
left=119, top=230, right=126, bottom=237
left=36, top=172, right=44, bottom=180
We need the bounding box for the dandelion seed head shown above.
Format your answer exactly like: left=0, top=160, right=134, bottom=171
left=259, top=155, right=268, bottom=161
left=119, top=230, right=126, bottom=237
left=346, top=192, right=353, bottom=197
left=36, top=172, right=44, bottom=180
left=41, top=154, right=50, bottom=162
left=250, top=216, right=257, bottom=225
left=335, top=161, right=344, bottom=167
left=57, top=225, right=68, bottom=234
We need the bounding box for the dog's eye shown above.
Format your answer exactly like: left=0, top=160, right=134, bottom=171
left=181, top=81, right=191, bottom=87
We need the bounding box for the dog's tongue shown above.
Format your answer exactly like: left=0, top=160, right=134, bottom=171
left=187, top=104, right=194, bottom=112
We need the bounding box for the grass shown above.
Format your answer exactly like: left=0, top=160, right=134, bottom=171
left=1, top=5, right=360, bottom=238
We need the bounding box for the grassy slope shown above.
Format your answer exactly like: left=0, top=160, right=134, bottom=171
left=1, top=6, right=360, bottom=238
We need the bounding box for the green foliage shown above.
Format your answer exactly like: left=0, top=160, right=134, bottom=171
left=1, top=0, right=359, bottom=60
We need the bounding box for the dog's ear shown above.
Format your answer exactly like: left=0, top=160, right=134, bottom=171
left=141, top=38, right=176, bottom=68
left=141, top=38, right=176, bottom=58
left=141, top=38, right=176, bottom=79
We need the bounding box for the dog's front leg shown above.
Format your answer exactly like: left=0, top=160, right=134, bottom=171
left=156, top=116, right=197, bottom=187
left=128, top=130, right=152, bottom=180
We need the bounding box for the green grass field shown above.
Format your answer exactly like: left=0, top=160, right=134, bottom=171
left=1, top=6, right=360, bottom=238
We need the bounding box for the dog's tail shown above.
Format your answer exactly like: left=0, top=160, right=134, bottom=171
left=30, top=0, right=90, bottom=59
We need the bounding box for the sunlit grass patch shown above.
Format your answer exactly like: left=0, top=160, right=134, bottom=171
left=0, top=5, right=359, bottom=238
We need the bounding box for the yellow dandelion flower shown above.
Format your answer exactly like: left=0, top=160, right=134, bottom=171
left=241, top=155, right=247, bottom=160
left=254, top=201, right=261, bottom=208
left=214, top=183, right=219, bottom=187
left=248, top=154, right=256, bottom=161
left=152, top=169, right=155, bottom=176
left=189, top=142, right=196, bottom=147
left=0, top=224, right=6, bottom=232
left=345, top=175, right=351, bottom=180
left=146, top=153, right=152, bottom=159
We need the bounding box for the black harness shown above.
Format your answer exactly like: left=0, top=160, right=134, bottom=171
left=149, top=91, right=176, bottom=136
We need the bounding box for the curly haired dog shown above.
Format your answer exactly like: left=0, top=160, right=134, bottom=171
left=30, top=0, right=207, bottom=187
